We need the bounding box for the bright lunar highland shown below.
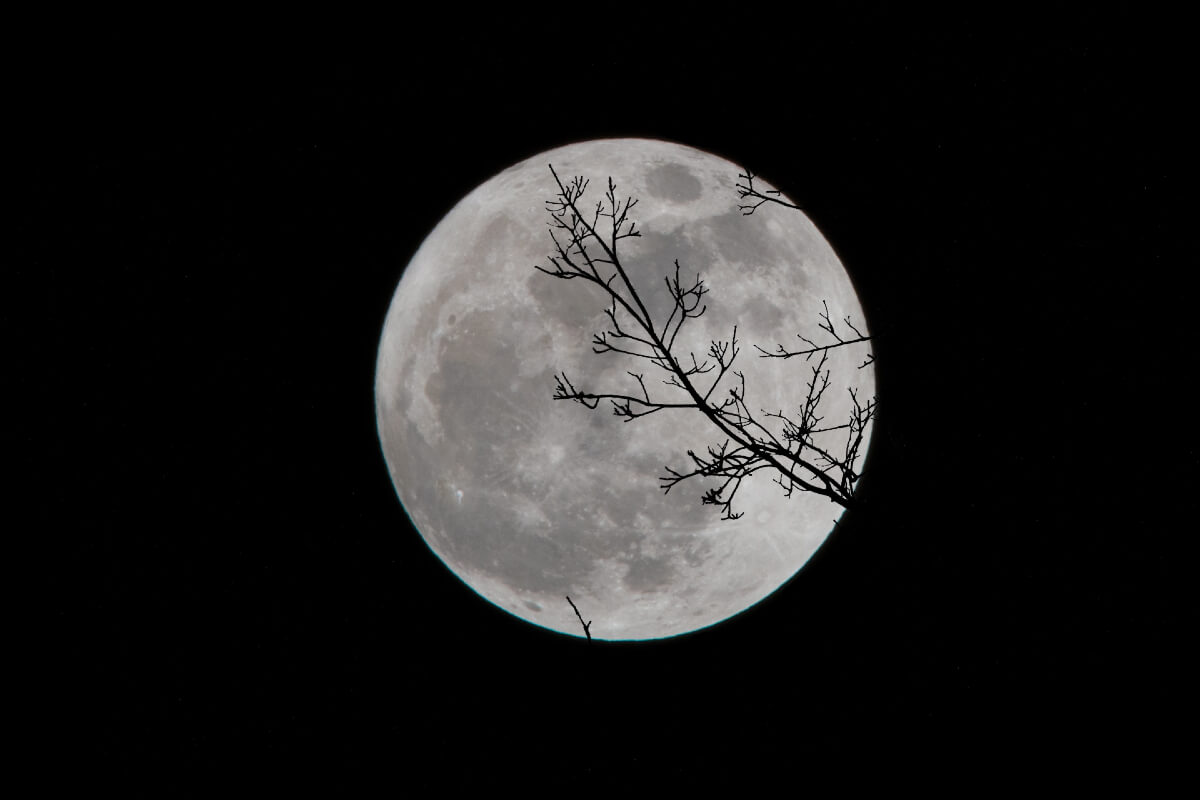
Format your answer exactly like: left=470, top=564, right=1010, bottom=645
left=375, top=139, right=874, bottom=640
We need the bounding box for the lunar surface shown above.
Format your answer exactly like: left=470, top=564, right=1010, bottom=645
left=375, top=139, right=874, bottom=640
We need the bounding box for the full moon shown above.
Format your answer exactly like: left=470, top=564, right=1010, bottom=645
left=375, top=139, right=874, bottom=640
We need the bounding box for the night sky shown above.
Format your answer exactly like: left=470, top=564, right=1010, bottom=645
left=25, top=14, right=1184, bottom=790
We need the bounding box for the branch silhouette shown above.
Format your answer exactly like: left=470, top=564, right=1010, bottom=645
left=566, top=596, right=591, bottom=640
left=536, top=164, right=875, bottom=520
left=735, top=170, right=803, bottom=216
left=754, top=299, right=876, bottom=369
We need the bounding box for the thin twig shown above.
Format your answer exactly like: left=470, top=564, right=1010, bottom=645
left=566, top=596, right=591, bottom=640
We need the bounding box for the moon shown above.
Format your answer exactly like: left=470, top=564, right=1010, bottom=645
left=375, top=139, right=874, bottom=640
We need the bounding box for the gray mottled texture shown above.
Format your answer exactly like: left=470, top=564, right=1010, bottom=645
left=375, top=139, right=874, bottom=640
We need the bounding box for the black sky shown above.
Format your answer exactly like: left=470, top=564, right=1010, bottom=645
left=25, top=14, right=1186, bottom=790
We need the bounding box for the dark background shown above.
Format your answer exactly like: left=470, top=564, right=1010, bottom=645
left=23, top=12, right=1185, bottom=790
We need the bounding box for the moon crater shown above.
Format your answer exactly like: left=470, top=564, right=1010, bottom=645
left=646, top=162, right=704, bottom=203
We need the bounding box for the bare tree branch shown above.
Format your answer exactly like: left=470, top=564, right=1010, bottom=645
left=566, top=596, right=591, bottom=640
left=536, top=165, right=876, bottom=519
left=735, top=170, right=802, bottom=216
left=753, top=300, right=874, bottom=367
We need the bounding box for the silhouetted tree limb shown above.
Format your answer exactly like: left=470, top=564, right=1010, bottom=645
left=566, top=596, right=591, bottom=640
left=754, top=300, right=876, bottom=370
left=738, top=173, right=877, bottom=368
left=536, top=165, right=875, bottom=519
left=735, top=170, right=802, bottom=216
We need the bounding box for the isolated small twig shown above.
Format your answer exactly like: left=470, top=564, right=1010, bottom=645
left=566, top=596, right=592, bottom=640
